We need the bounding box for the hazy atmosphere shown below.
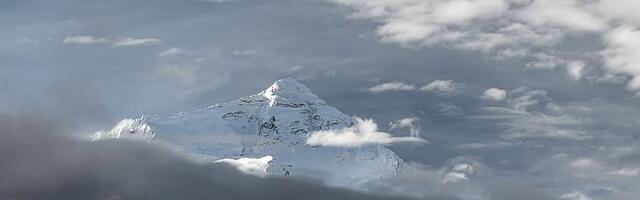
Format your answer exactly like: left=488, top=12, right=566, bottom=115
left=3, top=0, right=640, bottom=200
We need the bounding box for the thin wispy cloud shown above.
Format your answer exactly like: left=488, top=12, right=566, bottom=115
left=367, top=82, right=416, bottom=93
left=62, top=35, right=110, bottom=44
left=158, top=48, right=186, bottom=57
left=113, top=37, right=161, bottom=47
left=420, top=80, right=459, bottom=96
left=367, top=80, right=461, bottom=96
left=602, top=26, right=640, bottom=90
left=477, top=88, right=592, bottom=140
left=62, top=35, right=161, bottom=47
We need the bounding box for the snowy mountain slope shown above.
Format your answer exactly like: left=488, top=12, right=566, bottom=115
left=93, top=78, right=408, bottom=187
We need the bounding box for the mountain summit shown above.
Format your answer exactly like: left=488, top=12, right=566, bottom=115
left=262, top=77, right=324, bottom=106
left=93, top=78, right=408, bottom=188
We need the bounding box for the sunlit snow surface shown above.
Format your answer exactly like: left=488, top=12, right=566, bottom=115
left=93, top=78, right=407, bottom=188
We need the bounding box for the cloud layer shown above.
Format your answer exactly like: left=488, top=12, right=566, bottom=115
left=330, top=0, right=640, bottom=92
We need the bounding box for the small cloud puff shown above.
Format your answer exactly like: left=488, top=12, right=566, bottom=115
left=443, top=163, right=475, bottom=184
left=481, top=88, right=507, bottom=101
left=566, top=61, right=585, bottom=80
left=389, top=117, right=421, bottom=137
left=158, top=48, right=186, bottom=57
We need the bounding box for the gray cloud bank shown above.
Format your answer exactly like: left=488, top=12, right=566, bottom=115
left=0, top=113, right=416, bottom=200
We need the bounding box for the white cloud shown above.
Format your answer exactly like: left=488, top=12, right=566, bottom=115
left=367, top=80, right=460, bottom=95
left=62, top=35, right=111, bottom=44
left=443, top=163, right=475, bottom=183
left=516, top=0, right=607, bottom=32
left=389, top=117, right=421, bottom=137
left=431, top=0, right=508, bottom=25
left=567, top=60, right=586, bottom=80
left=570, top=158, right=598, bottom=169
left=442, top=172, right=468, bottom=183
left=609, top=168, right=640, bottom=176
left=601, top=26, right=640, bottom=91
left=481, top=88, right=507, bottom=101
left=376, top=22, right=442, bottom=46
left=113, top=37, right=161, bottom=47
left=158, top=48, right=186, bottom=57
left=306, top=117, right=426, bottom=147
left=214, top=155, right=273, bottom=177
left=367, top=82, right=416, bottom=93
left=328, top=0, right=640, bottom=92
left=420, top=80, right=458, bottom=95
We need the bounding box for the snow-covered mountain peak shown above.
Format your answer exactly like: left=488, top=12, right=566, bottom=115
left=266, top=77, right=311, bottom=93
left=261, top=78, right=321, bottom=106
left=93, top=78, right=409, bottom=189
left=91, top=117, right=155, bottom=142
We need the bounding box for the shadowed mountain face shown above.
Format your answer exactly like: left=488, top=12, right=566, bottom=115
left=94, top=78, right=408, bottom=189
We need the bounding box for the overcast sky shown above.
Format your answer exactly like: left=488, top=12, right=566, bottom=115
left=3, top=0, right=640, bottom=199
